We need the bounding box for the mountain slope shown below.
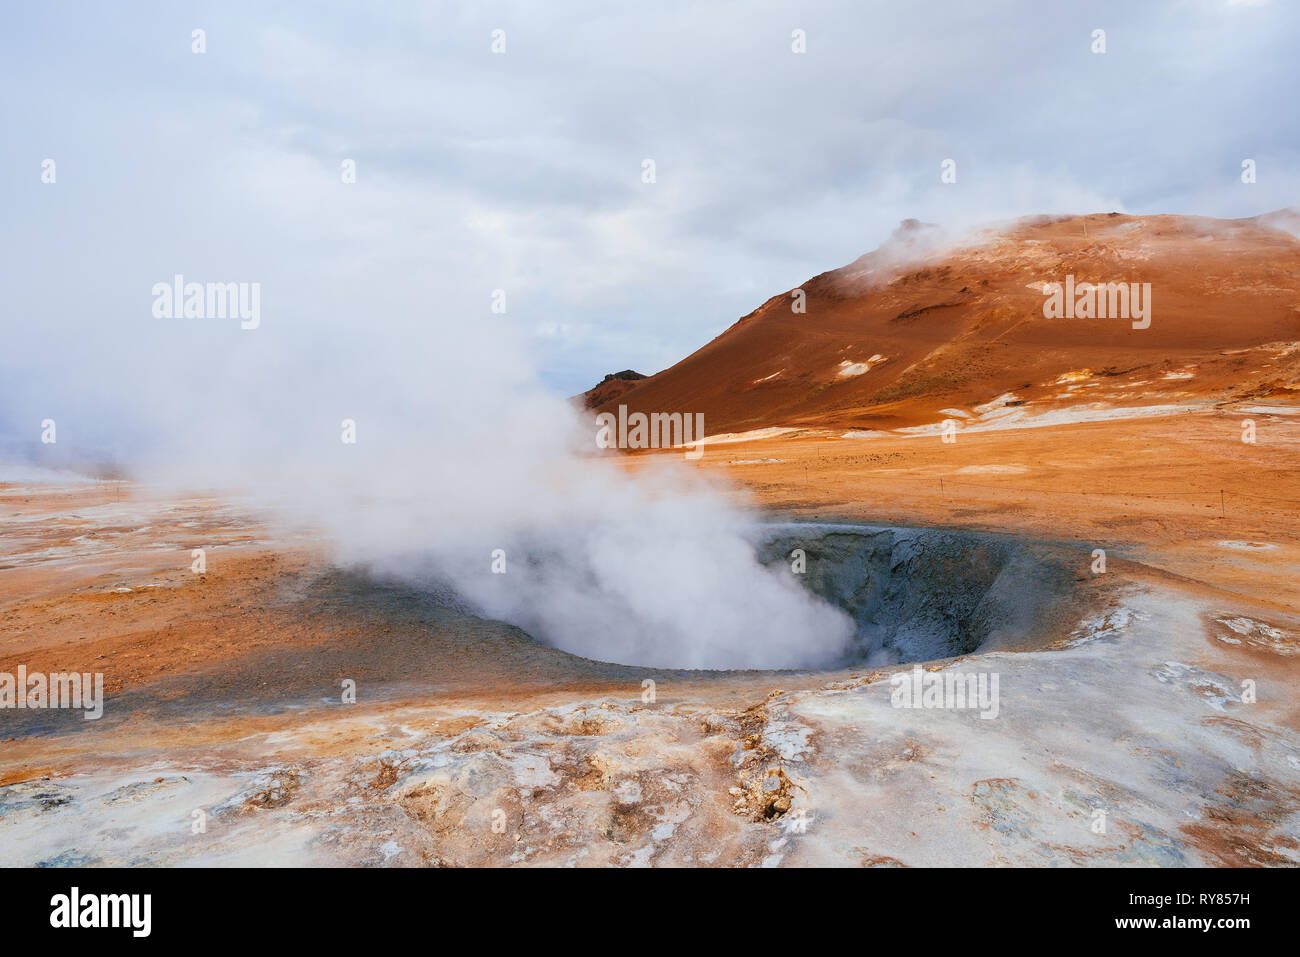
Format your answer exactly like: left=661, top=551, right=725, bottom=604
left=590, top=213, right=1300, bottom=435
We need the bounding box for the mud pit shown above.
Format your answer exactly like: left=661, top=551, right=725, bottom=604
left=756, top=524, right=1094, bottom=666
left=497, top=522, right=1100, bottom=672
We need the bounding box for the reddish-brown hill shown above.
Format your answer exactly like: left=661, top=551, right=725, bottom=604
left=587, top=213, right=1300, bottom=435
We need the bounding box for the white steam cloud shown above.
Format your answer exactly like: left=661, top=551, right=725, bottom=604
left=95, top=308, right=858, bottom=672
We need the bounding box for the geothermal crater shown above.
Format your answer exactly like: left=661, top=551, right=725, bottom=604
left=512, top=522, right=1099, bottom=671
left=755, top=524, right=1094, bottom=668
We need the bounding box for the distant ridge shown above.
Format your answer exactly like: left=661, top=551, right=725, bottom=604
left=577, top=369, right=650, bottom=409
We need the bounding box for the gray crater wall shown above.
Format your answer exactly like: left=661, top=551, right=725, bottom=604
left=758, top=524, right=1094, bottom=666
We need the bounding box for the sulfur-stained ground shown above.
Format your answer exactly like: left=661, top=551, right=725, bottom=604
left=2, top=401, right=1299, bottom=866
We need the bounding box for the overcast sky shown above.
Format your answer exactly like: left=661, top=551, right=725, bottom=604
left=3, top=0, right=1297, bottom=461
